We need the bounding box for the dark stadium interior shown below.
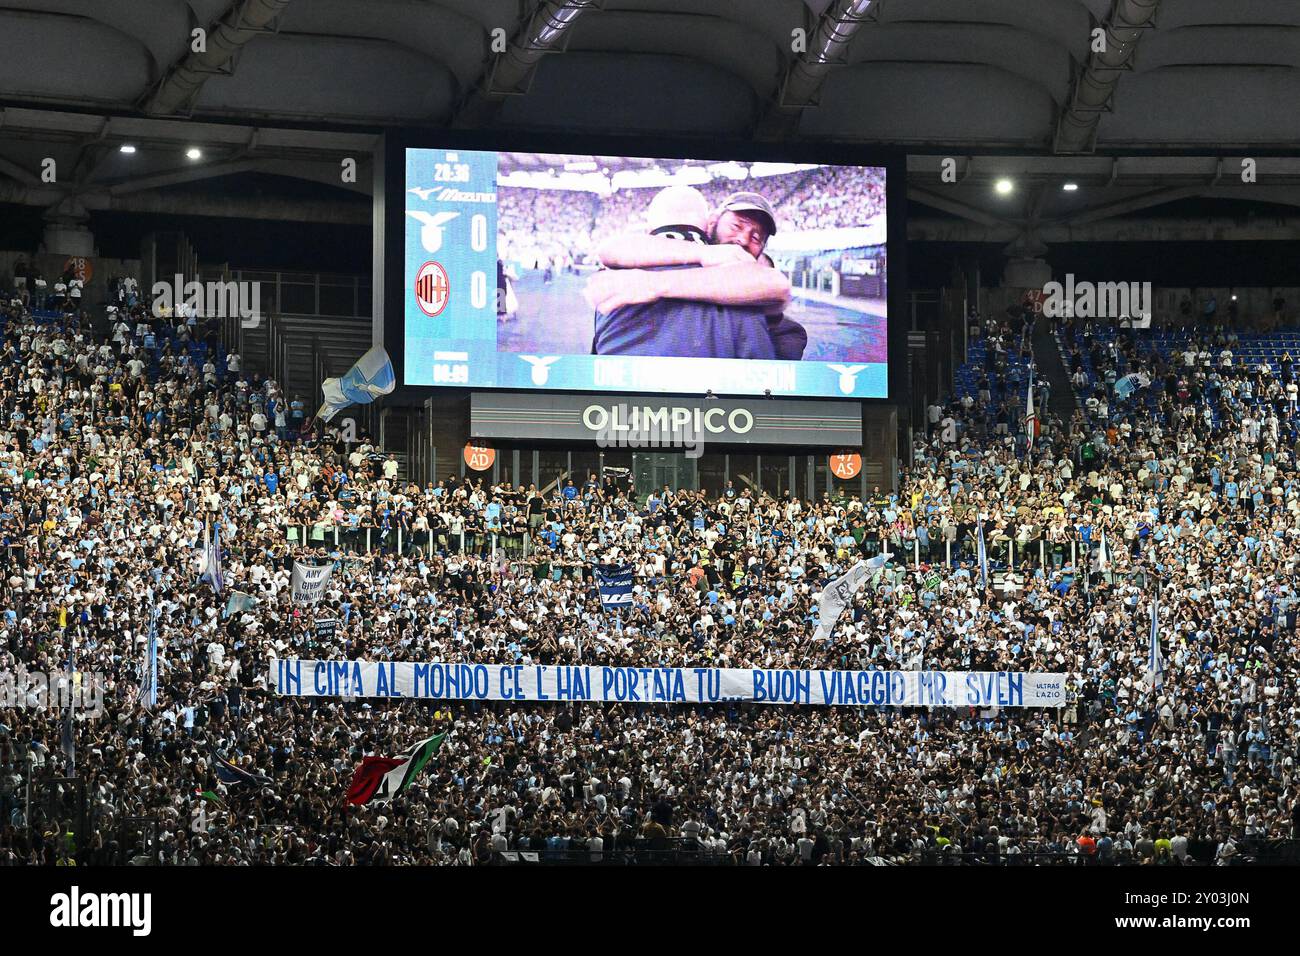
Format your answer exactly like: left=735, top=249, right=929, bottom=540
left=0, top=2, right=1299, bottom=908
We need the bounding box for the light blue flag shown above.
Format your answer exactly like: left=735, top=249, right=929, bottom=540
left=224, top=590, right=258, bottom=619
left=976, top=520, right=989, bottom=590
left=318, top=346, right=396, bottom=422
left=1115, top=371, right=1151, bottom=401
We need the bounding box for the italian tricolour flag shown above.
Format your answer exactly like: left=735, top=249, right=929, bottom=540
left=346, top=732, right=447, bottom=806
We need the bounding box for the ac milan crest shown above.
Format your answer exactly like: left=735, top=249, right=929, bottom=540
left=415, top=261, right=450, bottom=317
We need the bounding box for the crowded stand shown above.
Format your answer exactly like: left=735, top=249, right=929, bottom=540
left=0, top=275, right=1299, bottom=867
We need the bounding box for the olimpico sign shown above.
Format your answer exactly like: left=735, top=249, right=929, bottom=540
left=470, top=393, right=863, bottom=448
left=584, top=403, right=756, bottom=459
left=581, top=403, right=755, bottom=436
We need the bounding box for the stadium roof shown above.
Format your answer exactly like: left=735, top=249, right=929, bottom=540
left=1, top=0, right=1297, bottom=149
left=3, top=1, right=1300, bottom=238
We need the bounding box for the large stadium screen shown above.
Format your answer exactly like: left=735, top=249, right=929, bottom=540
left=402, top=148, right=889, bottom=398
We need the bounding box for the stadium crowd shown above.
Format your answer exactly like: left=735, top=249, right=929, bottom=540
left=498, top=165, right=886, bottom=272
left=0, top=284, right=1299, bottom=867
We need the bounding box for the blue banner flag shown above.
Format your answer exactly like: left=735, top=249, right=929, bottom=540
left=595, top=563, right=633, bottom=610
left=1149, top=593, right=1164, bottom=691
left=143, top=606, right=160, bottom=710
left=212, top=748, right=273, bottom=787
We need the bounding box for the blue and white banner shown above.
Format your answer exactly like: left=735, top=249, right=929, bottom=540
left=1148, top=594, right=1164, bottom=691
left=272, top=660, right=1067, bottom=708
left=595, top=563, right=633, bottom=610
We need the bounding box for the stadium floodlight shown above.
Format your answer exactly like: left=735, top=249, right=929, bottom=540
left=1062, top=182, right=1079, bottom=192
left=119, top=144, right=137, bottom=154
left=186, top=148, right=203, bottom=160
left=995, top=179, right=1014, bottom=195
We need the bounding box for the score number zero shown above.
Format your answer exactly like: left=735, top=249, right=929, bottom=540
left=468, top=213, right=489, bottom=310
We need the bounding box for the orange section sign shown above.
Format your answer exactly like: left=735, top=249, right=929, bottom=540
left=464, top=442, right=496, bottom=471
left=63, top=256, right=94, bottom=283
left=830, top=453, right=862, bottom=480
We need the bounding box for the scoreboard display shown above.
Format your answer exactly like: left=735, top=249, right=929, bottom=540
left=403, top=150, right=498, bottom=386
left=401, top=147, right=891, bottom=399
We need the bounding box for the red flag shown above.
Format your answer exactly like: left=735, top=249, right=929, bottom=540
left=346, top=756, right=403, bottom=806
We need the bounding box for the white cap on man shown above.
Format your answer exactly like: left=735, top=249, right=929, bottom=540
left=644, top=185, right=710, bottom=233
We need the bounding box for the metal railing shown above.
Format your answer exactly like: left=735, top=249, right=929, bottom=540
left=494, top=839, right=733, bottom=866
left=285, top=524, right=534, bottom=560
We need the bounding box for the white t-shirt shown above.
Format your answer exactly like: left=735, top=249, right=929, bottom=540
left=797, top=837, right=815, bottom=861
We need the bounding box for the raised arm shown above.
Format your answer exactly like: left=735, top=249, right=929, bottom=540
left=657, top=262, right=790, bottom=309
left=584, top=262, right=791, bottom=313
left=597, top=234, right=752, bottom=269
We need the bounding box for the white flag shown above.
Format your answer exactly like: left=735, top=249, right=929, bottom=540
left=1094, top=530, right=1110, bottom=574
left=291, top=561, right=334, bottom=605
left=814, top=552, right=893, bottom=643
